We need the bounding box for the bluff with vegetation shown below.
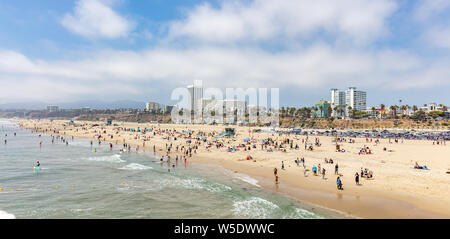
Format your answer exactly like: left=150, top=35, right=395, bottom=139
left=1, top=110, right=449, bottom=130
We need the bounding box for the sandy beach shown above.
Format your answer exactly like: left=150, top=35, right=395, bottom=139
left=10, top=118, right=450, bottom=218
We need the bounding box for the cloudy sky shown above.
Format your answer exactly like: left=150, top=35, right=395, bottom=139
left=0, top=0, right=449, bottom=107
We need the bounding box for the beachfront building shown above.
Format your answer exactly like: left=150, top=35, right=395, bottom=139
left=46, top=105, right=59, bottom=113
left=365, top=107, right=376, bottom=118
left=81, top=107, right=91, bottom=113
left=314, top=100, right=331, bottom=118
left=419, top=103, right=444, bottom=113
left=192, top=98, right=247, bottom=124
left=345, top=87, right=367, bottom=116
left=330, top=87, right=367, bottom=118
left=330, top=89, right=346, bottom=117
left=223, top=99, right=247, bottom=125
left=162, top=105, right=174, bottom=114
left=145, top=102, right=160, bottom=113
left=187, top=80, right=203, bottom=113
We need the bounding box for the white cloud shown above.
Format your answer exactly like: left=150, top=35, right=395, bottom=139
left=1, top=0, right=449, bottom=105
left=169, top=0, right=397, bottom=44
left=61, top=0, right=134, bottom=39
left=1, top=45, right=447, bottom=103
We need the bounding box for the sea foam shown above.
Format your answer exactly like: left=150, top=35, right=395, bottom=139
left=282, top=207, right=322, bottom=219
left=86, top=154, right=125, bottom=163
left=119, top=163, right=152, bottom=170
left=234, top=173, right=260, bottom=187
left=0, top=210, right=16, bottom=219
left=232, top=197, right=279, bottom=218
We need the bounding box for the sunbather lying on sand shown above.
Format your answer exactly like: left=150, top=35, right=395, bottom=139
left=414, top=162, right=429, bottom=170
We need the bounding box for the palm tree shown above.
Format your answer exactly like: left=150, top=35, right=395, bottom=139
left=319, top=105, right=324, bottom=118
left=400, top=105, right=407, bottom=116
left=289, top=107, right=296, bottom=117
left=347, top=106, right=353, bottom=118
left=371, top=107, right=377, bottom=118
left=390, top=105, right=397, bottom=117
left=333, top=106, right=338, bottom=117
left=326, top=105, right=332, bottom=118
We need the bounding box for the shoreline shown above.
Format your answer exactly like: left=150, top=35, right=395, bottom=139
left=6, top=118, right=450, bottom=219
left=192, top=157, right=448, bottom=219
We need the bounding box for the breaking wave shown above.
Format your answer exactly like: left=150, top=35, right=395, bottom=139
left=86, top=154, right=125, bottom=163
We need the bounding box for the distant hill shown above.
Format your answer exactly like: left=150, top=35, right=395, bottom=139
left=0, top=100, right=147, bottom=110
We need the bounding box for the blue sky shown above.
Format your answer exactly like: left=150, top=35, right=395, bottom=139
left=0, top=0, right=449, bottom=108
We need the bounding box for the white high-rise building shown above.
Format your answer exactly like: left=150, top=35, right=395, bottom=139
left=47, top=105, right=59, bottom=113
left=345, top=87, right=367, bottom=115
left=330, top=87, right=367, bottom=117
left=330, top=89, right=346, bottom=117
left=145, top=102, right=160, bottom=113
left=187, top=80, right=203, bottom=112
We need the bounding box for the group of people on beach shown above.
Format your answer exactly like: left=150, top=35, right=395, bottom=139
left=16, top=119, right=450, bottom=200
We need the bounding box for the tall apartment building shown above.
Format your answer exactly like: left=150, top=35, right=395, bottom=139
left=330, top=89, right=346, bottom=117
left=345, top=87, right=367, bottom=114
left=330, top=87, right=367, bottom=118
left=46, top=105, right=59, bottom=113
left=187, top=80, right=203, bottom=112
left=145, top=102, right=160, bottom=113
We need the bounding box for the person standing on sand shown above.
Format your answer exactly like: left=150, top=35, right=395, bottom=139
left=273, top=167, right=279, bottom=184
left=355, top=172, right=360, bottom=185
left=281, top=161, right=285, bottom=170
left=335, top=164, right=339, bottom=175
left=322, top=168, right=326, bottom=179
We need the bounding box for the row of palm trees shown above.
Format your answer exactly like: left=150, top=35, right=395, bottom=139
left=279, top=103, right=445, bottom=119
left=179, top=103, right=446, bottom=120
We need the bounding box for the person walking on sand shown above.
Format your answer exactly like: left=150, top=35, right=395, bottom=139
left=355, top=172, right=360, bottom=185
left=322, top=168, right=326, bottom=179
left=281, top=161, right=285, bottom=170
left=335, top=163, right=339, bottom=175
left=337, top=177, right=343, bottom=190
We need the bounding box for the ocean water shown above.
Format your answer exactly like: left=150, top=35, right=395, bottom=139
left=0, top=120, right=331, bottom=219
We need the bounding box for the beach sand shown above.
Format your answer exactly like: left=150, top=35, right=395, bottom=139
left=11, top=118, right=450, bottom=218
